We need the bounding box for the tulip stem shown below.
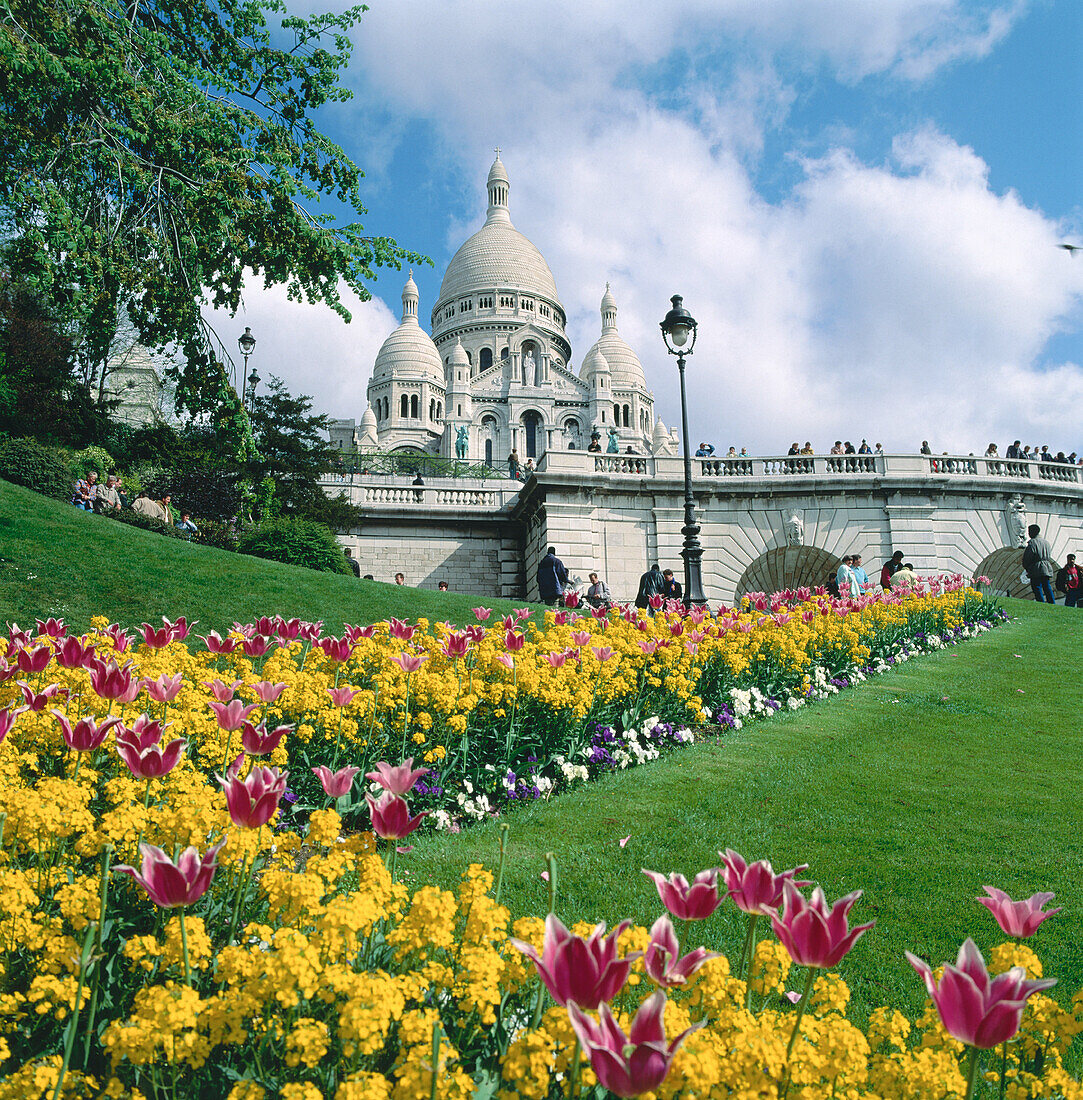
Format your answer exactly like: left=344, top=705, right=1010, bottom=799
left=567, top=1034, right=582, bottom=1098
left=494, top=824, right=510, bottom=906
left=429, top=1016, right=442, bottom=1100
left=546, top=852, right=558, bottom=914
left=132, top=777, right=153, bottom=859
left=400, top=675, right=412, bottom=761
left=964, top=1046, right=982, bottom=1100
left=179, top=906, right=192, bottom=987
left=82, top=845, right=112, bottom=1063
left=780, top=966, right=817, bottom=1097
left=998, top=1041, right=1008, bottom=1100
left=52, top=921, right=96, bottom=1100
left=226, top=852, right=255, bottom=947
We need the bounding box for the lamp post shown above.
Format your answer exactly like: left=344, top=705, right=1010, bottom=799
left=237, top=327, right=256, bottom=405
left=246, top=369, right=260, bottom=407
left=660, top=295, right=707, bottom=609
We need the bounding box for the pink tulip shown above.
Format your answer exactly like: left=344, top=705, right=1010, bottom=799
left=570, top=630, right=591, bottom=647
left=202, top=679, right=242, bottom=702
left=115, top=839, right=225, bottom=908
left=217, top=764, right=289, bottom=828
left=253, top=616, right=276, bottom=637
left=138, top=623, right=173, bottom=648
left=208, top=698, right=261, bottom=732
left=767, top=881, right=875, bottom=969
left=316, top=636, right=353, bottom=662
left=365, top=757, right=429, bottom=796
left=242, top=635, right=272, bottom=658
left=117, top=713, right=171, bottom=748
left=386, top=618, right=416, bottom=642
left=501, top=614, right=517, bottom=631
left=313, top=764, right=361, bottom=798
left=365, top=791, right=426, bottom=840
left=591, top=645, right=614, bottom=662
left=240, top=721, right=292, bottom=756
left=0, top=705, right=28, bottom=744
left=199, top=631, right=239, bottom=655
left=648, top=594, right=664, bottom=609
left=553, top=610, right=572, bottom=625
left=504, top=630, right=525, bottom=652
left=16, top=644, right=52, bottom=675
left=495, top=653, right=514, bottom=671
left=977, top=887, right=1061, bottom=938
left=639, top=640, right=659, bottom=655
left=0, top=657, right=16, bottom=683
left=88, top=658, right=136, bottom=701
left=720, top=849, right=811, bottom=913
left=441, top=632, right=470, bottom=660
left=52, top=710, right=121, bottom=752
left=510, top=913, right=639, bottom=1009
left=568, top=989, right=701, bottom=1099
left=907, top=938, right=1056, bottom=1049
left=563, top=590, right=581, bottom=607
left=163, top=616, right=194, bottom=641
left=17, top=681, right=66, bottom=711
left=143, top=673, right=184, bottom=703
left=251, top=681, right=287, bottom=704
left=643, top=868, right=723, bottom=921
left=391, top=652, right=428, bottom=674
left=115, top=729, right=187, bottom=779
left=327, top=686, right=359, bottom=707
left=35, top=617, right=67, bottom=639
left=643, top=915, right=718, bottom=988
left=55, top=635, right=97, bottom=669
left=543, top=651, right=568, bottom=668
left=516, top=607, right=531, bottom=621
left=472, top=607, right=492, bottom=621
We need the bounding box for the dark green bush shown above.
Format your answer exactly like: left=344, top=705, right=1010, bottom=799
left=193, top=518, right=241, bottom=553
left=238, top=517, right=350, bottom=574
left=0, top=437, right=73, bottom=500
left=104, top=508, right=182, bottom=538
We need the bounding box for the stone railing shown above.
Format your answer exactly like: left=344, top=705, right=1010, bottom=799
left=317, top=473, right=520, bottom=511
left=538, top=451, right=1082, bottom=487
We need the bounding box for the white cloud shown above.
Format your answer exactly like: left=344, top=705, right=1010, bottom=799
left=202, top=278, right=398, bottom=421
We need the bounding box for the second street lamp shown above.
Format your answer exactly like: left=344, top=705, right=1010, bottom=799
left=660, top=295, right=707, bottom=609
left=237, top=327, right=256, bottom=405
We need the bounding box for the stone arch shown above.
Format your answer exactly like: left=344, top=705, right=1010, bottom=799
left=735, top=546, right=843, bottom=599
left=972, top=547, right=1059, bottom=600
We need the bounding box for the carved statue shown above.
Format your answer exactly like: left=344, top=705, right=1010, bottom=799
left=606, top=427, right=620, bottom=453
left=1005, top=495, right=1027, bottom=548
left=455, top=425, right=469, bottom=459
left=522, top=349, right=536, bottom=385
left=784, top=511, right=804, bottom=547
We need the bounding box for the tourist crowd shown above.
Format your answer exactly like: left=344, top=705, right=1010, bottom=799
left=691, top=440, right=1081, bottom=463
left=71, top=471, right=200, bottom=537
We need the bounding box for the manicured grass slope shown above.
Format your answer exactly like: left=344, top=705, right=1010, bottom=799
left=407, top=601, right=1083, bottom=1019
left=0, top=479, right=537, bottom=633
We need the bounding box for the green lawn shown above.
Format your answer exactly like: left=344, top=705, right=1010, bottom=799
left=0, top=479, right=538, bottom=632
left=406, top=599, right=1083, bottom=1020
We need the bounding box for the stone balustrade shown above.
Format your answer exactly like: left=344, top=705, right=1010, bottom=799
left=318, top=472, right=520, bottom=511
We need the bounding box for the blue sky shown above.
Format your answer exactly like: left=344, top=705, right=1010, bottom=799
left=215, top=0, right=1083, bottom=456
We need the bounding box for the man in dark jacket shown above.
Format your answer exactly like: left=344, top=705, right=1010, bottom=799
left=1022, top=524, right=1056, bottom=603
left=635, top=564, right=665, bottom=608
left=661, top=569, right=683, bottom=601
left=536, top=547, right=568, bottom=605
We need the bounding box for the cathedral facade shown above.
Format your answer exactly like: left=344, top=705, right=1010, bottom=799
left=329, top=155, right=678, bottom=463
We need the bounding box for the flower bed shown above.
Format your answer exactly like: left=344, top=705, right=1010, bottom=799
left=5, top=582, right=1066, bottom=1099
left=5, top=582, right=997, bottom=832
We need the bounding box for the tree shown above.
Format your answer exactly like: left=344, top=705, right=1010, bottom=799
left=0, top=0, right=424, bottom=430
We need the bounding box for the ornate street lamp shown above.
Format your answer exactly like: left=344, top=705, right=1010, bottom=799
left=660, top=295, right=707, bottom=608
left=246, top=370, right=261, bottom=406
left=237, top=327, right=256, bottom=405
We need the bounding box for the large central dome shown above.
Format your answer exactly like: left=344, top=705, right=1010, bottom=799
left=438, top=155, right=560, bottom=304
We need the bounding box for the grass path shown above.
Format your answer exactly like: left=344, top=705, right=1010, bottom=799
left=407, top=600, right=1083, bottom=1017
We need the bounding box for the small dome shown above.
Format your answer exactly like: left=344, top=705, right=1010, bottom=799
left=583, top=285, right=647, bottom=390
left=372, top=274, right=444, bottom=386
left=487, top=153, right=509, bottom=186
left=449, top=338, right=469, bottom=366
left=579, top=344, right=610, bottom=378
left=652, top=417, right=669, bottom=447
left=360, top=405, right=378, bottom=432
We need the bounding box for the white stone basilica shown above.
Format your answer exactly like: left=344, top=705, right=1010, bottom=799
left=329, top=155, right=678, bottom=464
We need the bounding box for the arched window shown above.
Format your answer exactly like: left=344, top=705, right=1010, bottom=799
left=500, top=347, right=509, bottom=361
left=429, top=398, right=435, bottom=420
left=400, top=394, right=408, bottom=418
left=480, top=347, right=492, bottom=372
left=436, top=402, right=442, bottom=419
left=410, top=394, right=419, bottom=419
left=613, top=403, right=620, bottom=424
left=623, top=404, right=631, bottom=427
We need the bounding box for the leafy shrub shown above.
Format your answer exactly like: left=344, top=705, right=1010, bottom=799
left=135, top=464, right=241, bottom=522
left=72, top=444, right=116, bottom=479
left=0, top=437, right=73, bottom=500
left=105, top=508, right=182, bottom=538
left=194, top=518, right=241, bottom=552
left=238, top=517, right=351, bottom=574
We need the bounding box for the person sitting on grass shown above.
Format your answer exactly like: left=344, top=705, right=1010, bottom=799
left=72, top=471, right=97, bottom=510
left=132, top=491, right=167, bottom=524
left=95, top=474, right=122, bottom=514
left=175, top=512, right=199, bottom=539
